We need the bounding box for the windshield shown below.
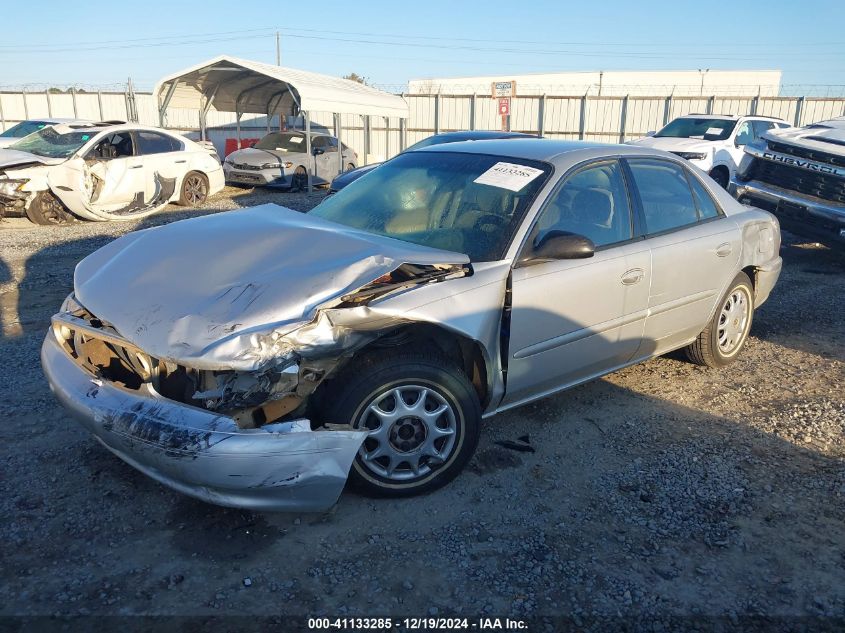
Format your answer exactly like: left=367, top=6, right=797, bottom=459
left=311, top=151, right=551, bottom=261
left=254, top=132, right=309, bottom=152
left=655, top=118, right=738, bottom=141
left=8, top=127, right=93, bottom=158
left=0, top=121, right=53, bottom=138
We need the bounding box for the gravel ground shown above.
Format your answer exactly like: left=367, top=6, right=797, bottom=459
left=1, top=187, right=843, bottom=630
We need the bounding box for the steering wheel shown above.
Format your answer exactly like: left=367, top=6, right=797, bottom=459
left=474, top=213, right=508, bottom=231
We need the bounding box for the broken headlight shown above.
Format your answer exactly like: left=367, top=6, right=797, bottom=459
left=60, top=293, right=84, bottom=314
left=672, top=152, right=708, bottom=161
left=0, top=178, right=29, bottom=197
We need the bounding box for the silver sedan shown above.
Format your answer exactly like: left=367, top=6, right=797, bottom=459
left=223, top=130, right=357, bottom=190
left=42, top=139, right=782, bottom=511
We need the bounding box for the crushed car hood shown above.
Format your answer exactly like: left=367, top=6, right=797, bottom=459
left=762, top=117, right=845, bottom=154
left=0, top=149, right=64, bottom=170
left=73, top=204, right=469, bottom=369
left=628, top=136, right=713, bottom=152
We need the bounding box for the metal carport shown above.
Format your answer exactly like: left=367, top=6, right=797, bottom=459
left=154, top=55, right=409, bottom=191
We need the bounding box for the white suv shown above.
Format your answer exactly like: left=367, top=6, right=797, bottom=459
left=628, top=114, right=791, bottom=188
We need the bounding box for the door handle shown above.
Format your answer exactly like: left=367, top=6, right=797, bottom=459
left=621, top=268, right=644, bottom=285
left=716, top=242, right=733, bottom=257
left=128, top=165, right=143, bottom=170
left=174, top=159, right=187, bottom=164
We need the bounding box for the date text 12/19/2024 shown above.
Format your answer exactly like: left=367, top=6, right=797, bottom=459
left=308, top=617, right=529, bottom=630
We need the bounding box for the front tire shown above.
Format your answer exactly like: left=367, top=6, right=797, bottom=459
left=25, top=191, right=77, bottom=225
left=685, top=272, right=754, bottom=367
left=709, top=167, right=730, bottom=190
left=318, top=349, right=481, bottom=497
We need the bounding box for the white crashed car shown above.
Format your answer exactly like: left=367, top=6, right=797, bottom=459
left=628, top=114, right=790, bottom=189
left=0, top=122, right=224, bottom=224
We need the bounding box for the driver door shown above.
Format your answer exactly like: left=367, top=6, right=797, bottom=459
left=502, top=160, right=651, bottom=407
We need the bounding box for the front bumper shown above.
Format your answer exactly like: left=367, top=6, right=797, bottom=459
left=223, top=164, right=288, bottom=187
left=753, top=256, right=782, bottom=308
left=733, top=179, right=845, bottom=245
left=41, top=333, right=366, bottom=512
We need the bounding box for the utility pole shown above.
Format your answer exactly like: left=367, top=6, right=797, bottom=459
left=276, top=31, right=281, bottom=66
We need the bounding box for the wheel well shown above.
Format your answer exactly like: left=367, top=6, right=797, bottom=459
left=710, top=165, right=729, bottom=177
left=352, top=324, right=490, bottom=407
left=741, top=265, right=757, bottom=288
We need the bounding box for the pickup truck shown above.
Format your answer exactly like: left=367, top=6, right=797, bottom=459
left=732, top=117, right=845, bottom=247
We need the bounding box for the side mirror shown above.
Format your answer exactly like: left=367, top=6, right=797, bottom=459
left=523, top=231, right=595, bottom=264
left=312, top=147, right=324, bottom=156
left=645, top=130, right=656, bottom=137
left=249, top=141, right=257, bottom=148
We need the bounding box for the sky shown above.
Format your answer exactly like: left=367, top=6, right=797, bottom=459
left=2, top=0, right=844, bottom=93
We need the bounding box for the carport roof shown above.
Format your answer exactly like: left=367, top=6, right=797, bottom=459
left=154, top=55, right=408, bottom=119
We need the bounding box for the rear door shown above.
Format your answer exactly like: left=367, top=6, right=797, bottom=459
left=625, top=158, right=740, bottom=354
left=135, top=130, right=184, bottom=204
left=502, top=159, right=651, bottom=406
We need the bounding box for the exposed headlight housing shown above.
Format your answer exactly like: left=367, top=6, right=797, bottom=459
left=60, top=293, right=84, bottom=314
left=0, top=178, right=29, bottom=197
left=672, top=152, right=708, bottom=161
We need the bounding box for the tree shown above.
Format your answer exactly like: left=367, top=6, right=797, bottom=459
left=343, top=73, right=369, bottom=86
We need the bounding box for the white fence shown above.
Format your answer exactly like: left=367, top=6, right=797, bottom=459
left=2, top=89, right=844, bottom=162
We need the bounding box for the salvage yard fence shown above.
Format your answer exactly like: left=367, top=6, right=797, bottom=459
left=2, top=89, right=845, bottom=162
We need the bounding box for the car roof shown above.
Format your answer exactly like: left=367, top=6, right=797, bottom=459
left=677, top=113, right=784, bottom=121
left=430, top=130, right=536, bottom=140
left=57, top=122, right=177, bottom=136
left=415, top=138, right=675, bottom=165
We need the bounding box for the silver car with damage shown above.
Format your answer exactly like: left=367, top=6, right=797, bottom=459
left=42, top=139, right=782, bottom=511
left=223, top=131, right=357, bottom=190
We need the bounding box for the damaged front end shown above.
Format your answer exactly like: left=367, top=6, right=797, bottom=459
left=0, top=176, right=32, bottom=218
left=43, top=245, right=471, bottom=510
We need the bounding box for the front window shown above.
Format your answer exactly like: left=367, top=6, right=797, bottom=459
left=0, top=120, right=52, bottom=138
left=655, top=118, right=738, bottom=141
left=8, top=127, right=94, bottom=159
left=533, top=161, right=633, bottom=248
left=254, top=132, right=309, bottom=152
left=311, top=151, right=552, bottom=261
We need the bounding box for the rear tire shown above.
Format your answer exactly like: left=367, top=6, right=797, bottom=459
left=178, top=171, right=209, bottom=207
left=317, top=349, right=481, bottom=498
left=685, top=272, right=754, bottom=367
left=25, top=192, right=77, bottom=225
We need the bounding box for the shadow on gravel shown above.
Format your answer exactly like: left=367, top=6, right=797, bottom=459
left=749, top=233, right=845, bottom=361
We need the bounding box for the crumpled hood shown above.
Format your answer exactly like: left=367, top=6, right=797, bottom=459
left=628, top=136, right=713, bottom=153
left=73, top=204, right=468, bottom=370
left=763, top=117, right=845, bottom=154
left=227, top=147, right=307, bottom=165
left=0, top=149, right=64, bottom=170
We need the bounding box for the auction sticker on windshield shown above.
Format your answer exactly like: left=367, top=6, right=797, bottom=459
left=473, top=162, right=544, bottom=191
